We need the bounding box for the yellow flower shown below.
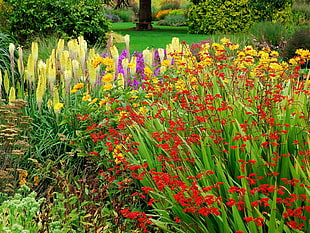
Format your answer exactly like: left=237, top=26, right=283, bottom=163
left=133, top=103, right=140, bottom=107
left=270, top=51, right=279, bottom=57
left=229, top=43, right=239, bottom=50
left=93, top=57, right=104, bottom=68
left=102, top=57, right=114, bottom=66
left=99, top=99, right=108, bottom=106
left=54, top=103, right=64, bottom=111
left=89, top=98, right=98, bottom=105
left=144, top=66, right=153, bottom=77
left=118, top=111, right=128, bottom=121
left=220, top=37, right=231, bottom=45
left=70, top=89, right=78, bottom=94
left=73, top=83, right=84, bottom=90
left=139, top=106, right=149, bottom=115
left=82, top=94, right=91, bottom=101
left=103, top=83, right=113, bottom=91
left=102, top=73, right=114, bottom=83
left=128, top=62, right=135, bottom=68
left=145, top=93, right=153, bottom=98
left=161, top=59, right=170, bottom=67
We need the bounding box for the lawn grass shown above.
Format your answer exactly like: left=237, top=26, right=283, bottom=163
left=111, top=22, right=251, bottom=53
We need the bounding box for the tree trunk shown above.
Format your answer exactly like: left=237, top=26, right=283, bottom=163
left=136, top=0, right=152, bottom=30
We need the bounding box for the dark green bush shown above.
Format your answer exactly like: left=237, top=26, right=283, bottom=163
left=292, top=2, right=310, bottom=26
left=4, top=0, right=111, bottom=45
left=157, top=15, right=187, bottom=26
left=187, top=0, right=253, bottom=34
left=249, top=0, right=294, bottom=24
left=249, top=21, right=290, bottom=47
left=160, top=0, right=180, bottom=10
left=283, top=27, right=310, bottom=60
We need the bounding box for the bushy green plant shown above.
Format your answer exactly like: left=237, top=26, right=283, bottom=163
left=4, top=0, right=111, bottom=45
left=187, top=0, right=253, bottom=34
left=249, top=0, right=294, bottom=24
left=283, top=27, right=310, bottom=60
left=157, top=15, right=187, bottom=26
left=0, top=185, right=44, bottom=232
left=249, top=21, right=290, bottom=47
left=160, top=0, right=180, bottom=10
left=292, top=1, right=310, bottom=26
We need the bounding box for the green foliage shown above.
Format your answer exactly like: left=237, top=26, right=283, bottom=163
left=157, top=15, right=187, bottom=26
left=249, top=21, right=290, bottom=47
left=249, top=0, right=294, bottom=24
left=187, top=0, right=253, bottom=34
left=0, top=33, right=14, bottom=73
left=105, top=8, right=136, bottom=22
left=4, top=0, right=111, bottom=45
left=283, top=27, right=310, bottom=60
left=292, top=1, right=310, bottom=26
left=160, top=0, right=181, bottom=10
left=0, top=185, right=44, bottom=232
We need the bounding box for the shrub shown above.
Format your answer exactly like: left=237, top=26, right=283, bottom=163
left=249, top=21, right=290, bottom=48
left=160, top=0, right=180, bottom=10
left=4, top=0, right=111, bottom=45
left=292, top=1, right=310, bottom=26
left=157, top=15, right=187, bottom=26
left=249, top=0, right=294, bottom=25
left=283, top=27, right=310, bottom=60
left=187, top=0, right=253, bottom=34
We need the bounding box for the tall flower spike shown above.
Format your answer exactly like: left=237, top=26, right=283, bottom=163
left=157, top=48, right=165, bottom=63
left=36, top=60, right=47, bottom=111
left=110, top=45, right=119, bottom=75
left=8, top=86, right=16, bottom=105
left=72, top=59, right=80, bottom=84
left=17, top=46, right=24, bottom=79
left=59, top=50, right=69, bottom=73
left=47, top=58, right=56, bottom=94
left=26, top=53, right=35, bottom=87
left=143, top=49, right=153, bottom=67
left=68, top=39, right=79, bottom=59
left=87, top=57, right=97, bottom=88
left=9, top=43, right=15, bottom=86
left=3, top=70, right=10, bottom=95
left=124, top=34, right=130, bottom=58
left=117, top=72, right=125, bottom=88
left=31, top=42, right=38, bottom=64
left=56, top=39, right=64, bottom=58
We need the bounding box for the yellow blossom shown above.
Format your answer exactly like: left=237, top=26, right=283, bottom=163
left=161, top=59, right=170, bottom=67
left=70, top=89, right=78, bottom=94
left=270, top=51, right=279, bottom=57
left=102, top=73, right=114, bottom=83
left=229, top=43, right=239, bottom=50
left=89, top=98, right=98, bottom=105
left=99, top=99, right=108, bottom=106
left=145, top=93, right=153, bottom=98
left=144, top=66, right=153, bottom=77
left=139, top=106, right=149, bottom=115
left=82, top=94, right=91, bottom=101
left=118, top=111, right=128, bottom=121
left=54, top=103, right=64, bottom=111
left=93, top=56, right=104, bottom=68
left=133, top=103, right=140, bottom=107
left=73, top=83, right=84, bottom=90
left=103, top=83, right=113, bottom=91
left=220, top=37, right=231, bottom=45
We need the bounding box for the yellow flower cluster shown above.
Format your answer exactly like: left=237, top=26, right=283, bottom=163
left=70, top=82, right=84, bottom=93
left=113, top=145, right=124, bottom=164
